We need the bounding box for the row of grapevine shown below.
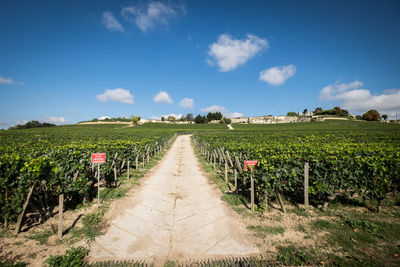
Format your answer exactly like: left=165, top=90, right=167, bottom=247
left=192, top=131, right=400, bottom=212
left=0, top=125, right=176, bottom=230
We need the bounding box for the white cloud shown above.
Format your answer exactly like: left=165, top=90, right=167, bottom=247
left=319, top=80, right=400, bottom=118
left=154, top=91, right=173, bottom=104
left=15, top=120, right=28, bottom=126
left=228, top=112, right=245, bottom=118
left=156, top=113, right=183, bottom=120
left=179, top=98, right=194, bottom=108
left=0, top=75, right=24, bottom=85
left=0, top=75, right=14, bottom=84
left=259, top=64, right=296, bottom=86
left=102, top=11, right=124, bottom=32
left=98, top=116, right=111, bottom=120
left=207, top=34, right=268, bottom=72
left=121, top=2, right=184, bottom=32
left=320, top=80, right=364, bottom=100
left=201, top=105, right=229, bottom=114
left=200, top=105, right=244, bottom=118
left=42, top=116, right=66, bottom=124
left=97, top=88, right=134, bottom=104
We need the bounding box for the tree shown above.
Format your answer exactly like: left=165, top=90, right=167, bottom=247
left=314, top=107, right=323, bottom=114
left=362, top=110, right=381, bottom=121
left=356, top=115, right=362, bottom=120
left=186, top=113, right=194, bottom=121
left=206, top=112, right=223, bottom=122
left=220, top=117, right=232, bottom=124
left=161, top=116, right=165, bottom=121
left=334, top=106, right=342, bottom=115
left=9, top=120, right=56, bottom=130
left=286, top=112, right=297, bottom=116
left=194, top=115, right=207, bottom=124
left=303, top=109, right=308, bottom=114
left=167, top=115, right=176, bottom=122
left=381, top=114, right=388, bottom=121
left=178, top=116, right=187, bottom=122
left=130, top=115, right=140, bottom=125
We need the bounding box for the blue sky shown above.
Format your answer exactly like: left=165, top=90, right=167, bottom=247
left=1, top=0, right=400, bottom=128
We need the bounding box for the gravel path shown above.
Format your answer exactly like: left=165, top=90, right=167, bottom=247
left=89, top=135, right=258, bottom=264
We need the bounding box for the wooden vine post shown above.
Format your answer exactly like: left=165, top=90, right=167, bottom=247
left=304, top=162, right=309, bottom=210
left=14, top=184, right=35, bottom=235
left=234, top=169, right=237, bottom=189
left=97, top=163, right=100, bottom=205
left=224, top=162, right=228, bottom=182
left=244, top=160, right=258, bottom=212
left=127, top=160, right=130, bottom=180
left=250, top=173, right=254, bottom=212
left=276, top=189, right=286, bottom=213
left=58, top=193, right=64, bottom=238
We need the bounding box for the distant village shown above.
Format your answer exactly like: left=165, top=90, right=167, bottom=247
left=75, top=106, right=397, bottom=127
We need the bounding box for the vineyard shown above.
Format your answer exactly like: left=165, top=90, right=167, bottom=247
left=1, top=120, right=400, bottom=266
left=193, top=121, right=400, bottom=212
left=0, top=124, right=176, bottom=231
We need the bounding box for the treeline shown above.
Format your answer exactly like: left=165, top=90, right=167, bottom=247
left=162, top=112, right=232, bottom=124
left=9, top=120, right=56, bottom=130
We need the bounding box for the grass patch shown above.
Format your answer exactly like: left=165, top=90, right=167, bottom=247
left=221, top=193, right=246, bottom=206
left=163, top=260, right=175, bottom=267
left=0, top=261, right=27, bottom=267
left=310, top=214, right=400, bottom=266
left=247, top=225, right=285, bottom=238
left=296, top=224, right=307, bottom=233
left=0, top=229, right=12, bottom=238
left=311, top=219, right=334, bottom=230
left=46, top=246, right=87, bottom=267
left=26, top=229, right=53, bottom=245
left=69, top=204, right=108, bottom=242
left=100, top=186, right=129, bottom=200
left=277, top=245, right=317, bottom=266
left=288, top=207, right=310, bottom=217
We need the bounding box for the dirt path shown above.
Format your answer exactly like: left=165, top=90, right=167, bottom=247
left=227, top=124, right=234, bottom=130
left=88, top=135, right=258, bottom=264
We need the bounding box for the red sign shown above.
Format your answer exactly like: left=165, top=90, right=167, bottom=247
left=244, top=160, right=258, bottom=171
left=92, top=153, right=106, bottom=164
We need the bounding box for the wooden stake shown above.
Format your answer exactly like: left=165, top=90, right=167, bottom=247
left=97, top=163, right=100, bottom=205
left=113, top=167, right=118, bottom=186
left=304, top=162, right=309, bottom=210
left=213, top=153, right=216, bottom=170
left=276, top=189, right=286, bottom=213
left=234, top=169, right=237, bottom=189
left=58, top=194, right=64, bottom=238
left=225, top=162, right=228, bottom=182
left=250, top=174, right=254, bottom=212
left=127, top=160, right=130, bottom=180
left=14, top=184, right=35, bottom=235
left=136, top=155, right=139, bottom=171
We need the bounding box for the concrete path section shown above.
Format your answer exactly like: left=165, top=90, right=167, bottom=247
left=89, top=135, right=258, bottom=263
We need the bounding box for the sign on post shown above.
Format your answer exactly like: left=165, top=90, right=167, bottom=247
left=244, top=160, right=258, bottom=171
left=244, top=160, right=258, bottom=212
left=92, top=153, right=106, bottom=205
left=92, top=153, right=106, bottom=164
